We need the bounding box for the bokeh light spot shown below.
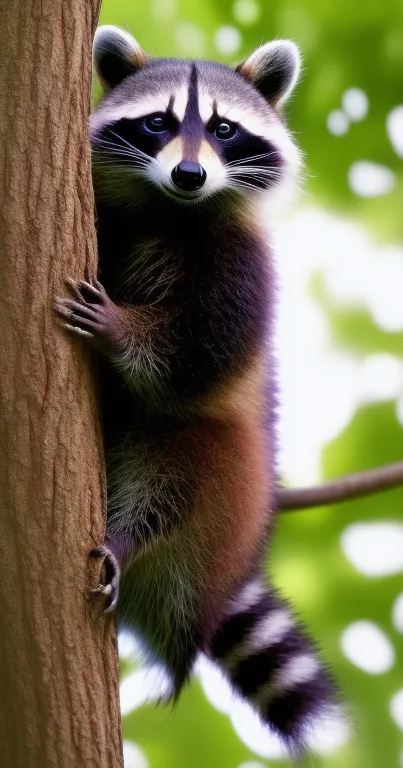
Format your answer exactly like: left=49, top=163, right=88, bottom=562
left=123, top=741, right=149, bottom=768
left=118, top=630, right=141, bottom=662
left=327, top=109, right=349, bottom=136
left=342, top=88, right=369, bottom=121
left=233, top=0, right=261, bottom=25
left=197, top=657, right=288, bottom=759
left=175, top=22, right=206, bottom=57
left=360, top=354, right=403, bottom=402
left=237, top=763, right=267, bottom=768
left=348, top=161, right=396, bottom=197
left=364, top=246, right=403, bottom=332
left=214, top=26, right=242, bottom=55
left=151, top=0, right=176, bottom=21
left=230, top=699, right=288, bottom=760
left=307, top=707, right=350, bottom=755
left=273, top=207, right=403, bottom=484
left=341, top=522, right=403, bottom=577
left=386, top=106, right=403, bottom=158
left=390, top=690, right=403, bottom=731
left=196, top=655, right=235, bottom=715
left=340, top=621, right=395, bottom=674
left=120, top=666, right=170, bottom=716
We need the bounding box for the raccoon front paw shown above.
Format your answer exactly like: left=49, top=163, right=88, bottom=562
left=54, top=278, right=125, bottom=348
left=89, top=545, right=120, bottom=613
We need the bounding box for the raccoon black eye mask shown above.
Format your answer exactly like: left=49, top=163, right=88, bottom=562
left=55, top=25, right=339, bottom=760
left=89, top=27, right=301, bottom=203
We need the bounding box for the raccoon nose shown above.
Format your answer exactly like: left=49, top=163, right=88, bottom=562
left=171, top=161, right=207, bottom=192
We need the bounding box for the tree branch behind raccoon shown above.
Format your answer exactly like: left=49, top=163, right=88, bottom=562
left=278, top=460, right=403, bottom=511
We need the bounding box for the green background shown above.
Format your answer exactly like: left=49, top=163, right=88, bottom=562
left=96, top=1, right=403, bottom=766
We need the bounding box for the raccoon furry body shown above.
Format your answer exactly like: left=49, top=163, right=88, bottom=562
left=55, top=26, right=337, bottom=758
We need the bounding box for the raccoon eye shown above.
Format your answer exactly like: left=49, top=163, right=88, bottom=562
left=214, top=121, right=237, bottom=140
left=143, top=113, right=170, bottom=133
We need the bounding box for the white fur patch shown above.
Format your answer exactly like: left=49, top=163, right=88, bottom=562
left=248, top=609, right=293, bottom=652
left=156, top=137, right=184, bottom=174
left=226, top=578, right=267, bottom=617
left=220, top=606, right=293, bottom=673
left=99, top=95, right=173, bottom=124
left=215, top=101, right=271, bottom=139
left=197, top=90, right=214, bottom=123
left=197, top=139, right=226, bottom=188
left=217, top=579, right=267, bottom=669
left=172, top=85, right=190, bottom=122
left=275, top=653, right=320, bottom=692
left=197, top=88, right=275, bottom=139
left=252, top=652, right=320, bottom=707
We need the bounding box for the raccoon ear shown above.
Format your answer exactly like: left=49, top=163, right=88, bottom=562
left=93, top=25, right=149, bottom=90
left=236, top=40, right=300, bottom=106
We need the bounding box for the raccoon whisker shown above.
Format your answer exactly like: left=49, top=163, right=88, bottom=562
left=93, top=136, right=132, bottom=152
left=229, top=181, right=282, bottom=191
left=226, top=163, right=282, bottom=172
left=226, top=152, right=276, bottom=167
left=237, top=164, right=279, bottom=173
left=227, top=168, right=284, bottom=177
left=227, top=180, right=267, bottom=192
left=109, top=131, right=152, bottom=163
left=92, top=153, right=150, bottom=167
left=92, top=155, right=152, bottom=174
left=226, top=172, right=284, bottom=184
left=226, top=152, right=274, bottom=167
left=92, top=141, right=150, bottom=166
left=93, top=160, right=151, bottom=175
left=227, top=165, right=284, bottom=174
left=228, top=174, right=286, bottom=191
left=226, top=171, right=284, bottom=179
left=93, top=136, right=151, bottom=164
left=92, top=152, right=148, bottom=167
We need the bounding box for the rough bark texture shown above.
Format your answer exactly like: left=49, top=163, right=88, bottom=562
left=0, top=2, right=123, bottom=766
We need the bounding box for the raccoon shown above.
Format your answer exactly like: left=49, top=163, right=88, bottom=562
left=55, top=25, right=337, bottom=757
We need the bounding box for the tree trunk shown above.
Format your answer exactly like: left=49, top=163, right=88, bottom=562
left=0, top=2, right=123, bottom=766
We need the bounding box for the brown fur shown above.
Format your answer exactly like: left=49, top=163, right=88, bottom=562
left=180, top=353, right=274, bottom=638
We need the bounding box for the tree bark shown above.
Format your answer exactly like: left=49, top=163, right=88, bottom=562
left=0, top=2, right=123, bottom=767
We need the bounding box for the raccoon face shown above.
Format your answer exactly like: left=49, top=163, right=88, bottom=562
left=90, top=26, right=301, bottom=205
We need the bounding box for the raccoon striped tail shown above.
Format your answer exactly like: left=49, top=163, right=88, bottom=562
left=208, top=576, right=338, bottom=758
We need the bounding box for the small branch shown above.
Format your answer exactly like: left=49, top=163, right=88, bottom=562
left=277, top=460, right=403, bottom=511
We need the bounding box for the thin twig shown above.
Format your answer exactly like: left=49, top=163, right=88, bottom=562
left=277, top=461, right=403, bottom=511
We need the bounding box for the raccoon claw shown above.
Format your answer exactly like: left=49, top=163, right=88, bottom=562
left=89, top=546, right=120, bottom=613
left=55, top=278, right=124, bottom=348
left=65, top=278, right=106, bottom=304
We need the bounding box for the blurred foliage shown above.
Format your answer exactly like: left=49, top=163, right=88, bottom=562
left=271, top=403, right=403, bottom=768
left=97, top=1, right=403, bottom=767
